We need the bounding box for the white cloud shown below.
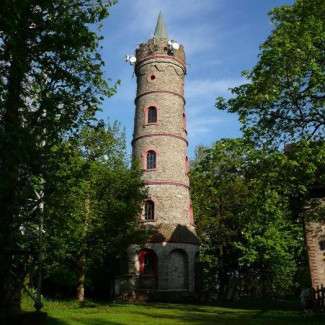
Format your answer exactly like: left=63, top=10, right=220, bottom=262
left=116, top=0, right=221, bottom=55
left=186, top=78, right=244, bottom=98
left=132, top=0, right=218, bottom=29
left=188, top=115, right=224, bottom=137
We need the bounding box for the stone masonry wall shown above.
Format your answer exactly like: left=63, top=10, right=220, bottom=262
left=133, top=93, right=186, bottom=139
left=139, top=184, right=190, bottom=224
left=305, top=196, right=325, bottom=289
left=127, top=34, right=199, bottom=295
left=133, top=38, right=192, bottom=227
left=128, top=243, right=199, bottom=292
left=306, top=213, right=325, bottom=288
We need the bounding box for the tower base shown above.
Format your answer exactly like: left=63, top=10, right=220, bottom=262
left=115, top=227, right=199, bottom=302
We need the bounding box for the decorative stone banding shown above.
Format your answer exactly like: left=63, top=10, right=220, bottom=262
left=132, top=133, right=188, bottom=146
left=135, top=90, right=186, bottom=105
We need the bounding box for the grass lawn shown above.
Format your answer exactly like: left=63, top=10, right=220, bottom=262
left=21, top=296, right=325, bottom=325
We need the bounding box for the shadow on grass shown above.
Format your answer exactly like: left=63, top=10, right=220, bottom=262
left=46, top=316, right=69, bottom=325
left=1, top=312, right=68, bottom=325
left=47, top=317, right=122, bottom=325
left=130, top=308, right=325, bottom=325
left=20, top=302, right=325, bottom=325
left=72, top=318, right=134, bottom=325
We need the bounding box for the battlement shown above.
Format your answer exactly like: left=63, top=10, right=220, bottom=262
left=135, top=38, right=186, bottom=68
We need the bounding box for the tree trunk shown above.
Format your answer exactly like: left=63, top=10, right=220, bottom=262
left=76, top=254, right=86, bottom=303
left=0, top=255, right=26, bottom=319
left=76, top=196, right=90, bottom=302
left=0, top=3, right=31, bottom=315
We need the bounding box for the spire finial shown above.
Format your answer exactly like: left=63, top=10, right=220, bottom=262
left=154, top=11, right=168, bottom=39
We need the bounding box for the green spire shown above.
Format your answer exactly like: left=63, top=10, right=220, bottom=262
left=154, top=11, right=168, bottom=39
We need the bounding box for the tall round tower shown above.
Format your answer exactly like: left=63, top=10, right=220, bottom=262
left=118, top=13, right=199, bottom=299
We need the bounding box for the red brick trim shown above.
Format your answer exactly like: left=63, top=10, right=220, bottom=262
left=132, top=133, right=188, bottom=146
left=144, top=180, right=190, bottom=189
left=136, top=54, right=186, bottom=70
left=135, top=90, right=186, bottom=105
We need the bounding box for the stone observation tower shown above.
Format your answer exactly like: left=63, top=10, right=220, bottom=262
left=116, top=13, right=199, bottom=299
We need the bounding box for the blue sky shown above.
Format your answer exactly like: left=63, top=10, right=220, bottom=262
left=98, top=0, right=293, bottom=158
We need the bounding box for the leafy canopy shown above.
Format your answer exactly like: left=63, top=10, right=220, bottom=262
left=216, top=0, right=325, bottom=146
left=191, top=139, right=312, bottom=298
left=43, top=121, right=146, bottom=298
left=0, top=0, right=117, bottom=311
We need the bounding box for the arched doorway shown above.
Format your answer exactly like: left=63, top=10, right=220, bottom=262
left=138, top=249, right=158, bottom=289
left=168, top=249, right=188, bottom=290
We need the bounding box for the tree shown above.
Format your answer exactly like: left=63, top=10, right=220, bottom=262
left=191, top=139, right=308, bottom=300
left=0, top=0, right=116, bottom=314
left=43, top=121, right=146, bottom=302
left=216, top=0, right=325, bottom=146
left=191, top=140, right=250, bottom=299
left=215, top=0, right=325, bottom=296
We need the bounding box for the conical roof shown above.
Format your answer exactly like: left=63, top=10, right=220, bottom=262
left=154, top=11, right=168, bottom=39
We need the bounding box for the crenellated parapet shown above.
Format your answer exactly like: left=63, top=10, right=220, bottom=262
left=135, top=38, right=186, bottom=72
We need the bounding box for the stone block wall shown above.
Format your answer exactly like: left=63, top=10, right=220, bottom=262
left=128, top=243, right=199, bottom=292
left=306, top=220, right=325, bottom=288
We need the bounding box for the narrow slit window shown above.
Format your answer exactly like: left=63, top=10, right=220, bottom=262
left=185, top=156, right=189, bottom=174
left=183, top=112, right=187, bottom=131
left=145, top=200, right=155, bottom=220
left=146, top=150, right=156, bottom=169
left=148, top=106, right=157, bottom=123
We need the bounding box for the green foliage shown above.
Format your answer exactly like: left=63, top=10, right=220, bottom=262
left=190, top=139, right=317, bottom=299
left=43, top=121, right=146, bottom=298
left=216, top=0, right=325, bottom=146
left=213, top=0, right=325, bottom=297
left=0, top=0, right=117, bottom=310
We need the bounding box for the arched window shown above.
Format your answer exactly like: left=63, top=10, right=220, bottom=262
left=145, top=200, right=155, bottom=220
left=319, top=240, right=325, bottom=251
left=147, top=106, right=157, bottom=123
left=146, top=150, right=156, bottom=169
